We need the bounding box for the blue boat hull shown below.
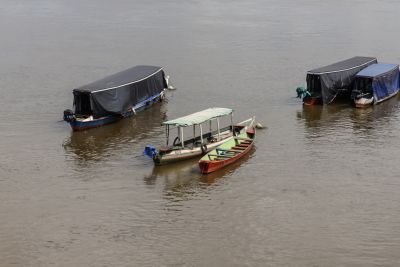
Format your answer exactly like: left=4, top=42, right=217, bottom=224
left=69, top=91, right=164, bottom=131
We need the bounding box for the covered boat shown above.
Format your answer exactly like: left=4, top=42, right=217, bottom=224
left=303, top=56, right=377, bottom=105
left=352, top=63, right=400, bottom=108
left=144, top=108, right=255, bottom=165
left=64, top=65, right=169, bottom=131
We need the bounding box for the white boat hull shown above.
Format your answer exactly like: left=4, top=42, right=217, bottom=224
left=354, top=91, right=399, bottom=108
left=354, top=96, right=374, bottom=108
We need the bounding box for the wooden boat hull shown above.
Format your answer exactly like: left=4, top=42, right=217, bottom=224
left=303, top=96, right=322, bottom=106
left=199, top=127, right=256, bottom=174
left=70, top=116, right=120, bottom=131
left=153, top=137, right=233, bottom=165
left=69, top=91, right=164, bottom=131
left=154, top=118, right=255, bottom=165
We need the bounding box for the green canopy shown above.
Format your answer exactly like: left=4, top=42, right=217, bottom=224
left=162, top=107, right=233, bottom=127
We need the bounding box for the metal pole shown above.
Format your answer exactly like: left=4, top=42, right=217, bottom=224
left=209, top=120, right=212, bottom=133
left=166, top=125, right=169, bottom=146
left=230, top=113, right=234, bottom=132
left=193, top=125, right=196, bottom=144
left=217, top=118, right=220, bottom=141
left=200, top=124, right=204, bottom=144
left=180, top=127, right=184, bottom=148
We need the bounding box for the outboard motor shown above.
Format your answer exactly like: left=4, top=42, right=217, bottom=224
left=63, top=109, right=75, bottom=122
left=144, top=145, right=158, bottom=159
left=296, top=86, right=311, bottom=99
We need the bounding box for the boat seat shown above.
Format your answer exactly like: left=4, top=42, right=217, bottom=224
left=216, top=148, right=240, bottom=154
left=232, top=146, right=246, bottom=150
left=237, top=144, right=249, bottom=147
left=208, top=154, right=233, bottom=159
left=226, top=149, right=242, bottom=153
left=234, top=137, right=253, bottom=141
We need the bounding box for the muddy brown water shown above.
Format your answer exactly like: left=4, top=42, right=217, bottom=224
left=1, top=0, right=400, bottom=266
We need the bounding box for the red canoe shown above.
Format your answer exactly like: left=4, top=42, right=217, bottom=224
left=198, top=127, right=256, bottom=174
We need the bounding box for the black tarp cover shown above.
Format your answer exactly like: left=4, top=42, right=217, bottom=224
left=73, top=65, right=166, bottom=118
left=307, top=56, right=377, bottom=104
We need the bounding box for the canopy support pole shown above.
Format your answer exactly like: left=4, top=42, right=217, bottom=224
left=166, top=125, right=169, bottom=146
left=230, top=113, right=234, bottom=132
left=193, top=125, right=196, bottom=145
left=180, top=127, right=184, bottom=148
left=209, top=120, right=212, bottom=134
left=200, top=124, right=204, bottom=144
left=217, top=118, right=220, bottom=141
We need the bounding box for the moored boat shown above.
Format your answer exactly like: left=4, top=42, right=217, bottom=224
left=198, top=125, right=256, bottom=174
left=144, top=108, right=255, bottom=165
left=303, top=95, right=323, bottom=106
left=63, top=65, right=170, bottom=131
left=297, top=56, right=377, bottom=105
left=351, top=63, right=400, bottom=108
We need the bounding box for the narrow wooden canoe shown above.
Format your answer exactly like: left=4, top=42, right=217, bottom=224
left=198, top=127, right=256, bottom=174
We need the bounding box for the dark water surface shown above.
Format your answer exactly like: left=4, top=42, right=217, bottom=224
left=1, top=0, right=400, bottom=266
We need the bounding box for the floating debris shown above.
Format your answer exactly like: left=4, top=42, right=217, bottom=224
left=255, top=122, right=265, bottom=129
left=165, top=75, right=177, bottom=90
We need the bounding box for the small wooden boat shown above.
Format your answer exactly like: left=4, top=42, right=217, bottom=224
left=63, top=65, right=170, bottom=131
left=352, top=63, right=400, bottom=108
left=303, top=95, right=322, bottom=106
left=144, top=108, right=255, bottom=165
left=198, top=125, right=256, bottom=174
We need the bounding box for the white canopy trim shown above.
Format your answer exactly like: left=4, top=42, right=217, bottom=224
left=162, top=107, right=233, bottom=127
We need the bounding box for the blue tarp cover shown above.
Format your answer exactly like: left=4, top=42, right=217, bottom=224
left=356, top=63, right=400, bottom=102
left=356, top=63, right=398, bottom=78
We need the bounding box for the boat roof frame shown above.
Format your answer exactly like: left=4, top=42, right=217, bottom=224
left=356, top=63, right=399, bottom=78
left=307, top=57, right=377, bottom=75
left=162, top=107, right=234, bottom=127
left=73, top=65, right=164, bottom=94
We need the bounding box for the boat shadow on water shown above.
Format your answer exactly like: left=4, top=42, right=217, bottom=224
left=63, top=102, right=167, bottom=163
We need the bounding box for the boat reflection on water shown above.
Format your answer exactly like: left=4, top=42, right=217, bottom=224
left=143, top=147, right=256, bottom=192
left=143, top=158, right=200, bottom=187
left=296, top=103, right=349, bottom=138
left=297, top=94, right=400, bottom=139
left=143, top=158, right=204, bottom=202
left=63, top=101, right=167, bottom=163
left=350, top=94, right=400, bottom=136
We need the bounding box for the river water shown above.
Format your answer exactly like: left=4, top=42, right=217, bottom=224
left=1, top=0, right=400, bottom=266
